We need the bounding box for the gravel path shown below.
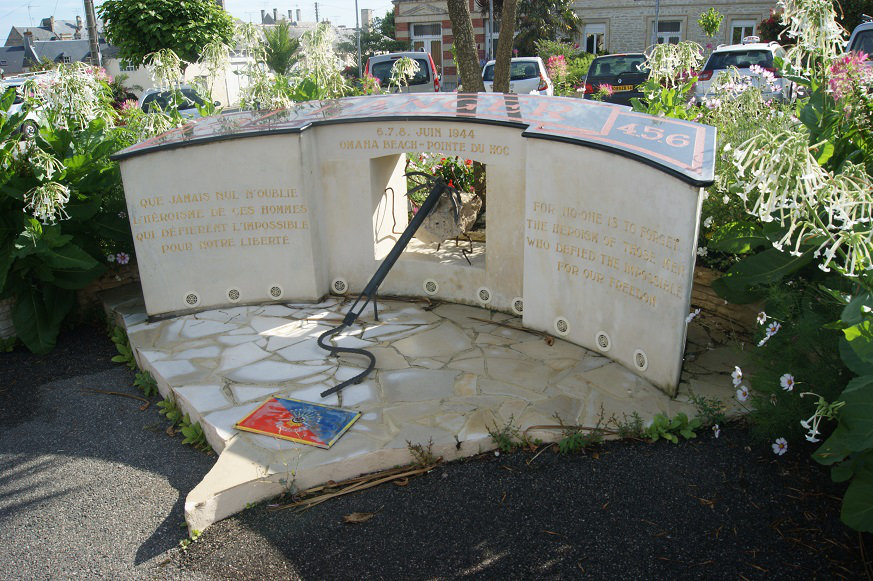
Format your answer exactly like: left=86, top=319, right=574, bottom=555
left=0, top=324, right=870, bottom=579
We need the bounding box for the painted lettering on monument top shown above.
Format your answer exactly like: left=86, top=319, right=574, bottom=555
left=113, top=94, right=715, bottom=186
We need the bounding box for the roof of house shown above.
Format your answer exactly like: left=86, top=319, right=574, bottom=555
left=0, top=39, right=114, bottom=76
left=5, top=18, right=104, bottom=47
left=0, top=45, right=26, bottom=76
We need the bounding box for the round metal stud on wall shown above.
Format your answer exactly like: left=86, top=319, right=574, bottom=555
left=226, top=288, right=241, bottom=303
left=511, top=297, right=524, bottom=316
left=183, top=291, right=201, bottom=308
left=633, top=349, right=649, bottom=372
left=553, top=316, right=570, bottom=336
left=423, top=278, right=439, bottom=296
left=331, top=278, right=349, bottom=295
left=595, top=331, right=611, bottom=352
left=476, top=286, right=492, bottom=305
left=268, top=284, right=284, bottom=299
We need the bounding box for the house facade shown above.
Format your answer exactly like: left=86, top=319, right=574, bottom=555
left=574, top=0, right=776, bottom=55
left=392, top=0, right=777, bottom=90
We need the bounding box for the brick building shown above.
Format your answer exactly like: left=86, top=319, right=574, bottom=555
left=393, top=0, right=776, bottom=90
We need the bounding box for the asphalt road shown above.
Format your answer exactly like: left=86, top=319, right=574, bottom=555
left=0, top=324, right=869, bottom=580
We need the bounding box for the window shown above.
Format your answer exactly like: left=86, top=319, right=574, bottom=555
left=584, top=23, right=606, bottom=54
left=654, top=20, right=682, bottom=45
left=370, top=57, right=432, bottom=87
left=61, top=56, right=72, bottom=64
left=410, top=22, right=442, bottom=75
left=412, top=23, right=440, bottom=37
left=731, top=20, right=757, bottom=44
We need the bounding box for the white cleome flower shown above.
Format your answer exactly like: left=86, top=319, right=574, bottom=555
left=772, top=437, right=788, bottom=455
left=732, top=366, right=743, bottom=387
left=736, top=385, right=750, bottom=402
left=780, top=373, right=796, bottom=391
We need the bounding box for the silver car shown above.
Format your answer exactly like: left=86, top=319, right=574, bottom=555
left=693, top=38, right=793, bottom=103
left=482, top=57, right=553, bottom=96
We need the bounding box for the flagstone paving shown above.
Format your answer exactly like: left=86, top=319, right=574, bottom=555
left=105, top=287, right=741, bottom=534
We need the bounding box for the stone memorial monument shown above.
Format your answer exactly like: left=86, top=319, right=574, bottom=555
left=114, top=93, right=716, bottom=396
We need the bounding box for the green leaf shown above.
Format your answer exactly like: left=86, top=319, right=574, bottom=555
left=832, top=459, right=856, bottom=483
left=840, top=338, right=873, bottom=376
left=709, top=221, right=768, bottom=254
left=11, top=286, right=75, bottom=354
left=843, top=320, right=873, bottom=367
left=841, top=292, right=872, bottom=326
left=841, top=461, right=873, bottom=532
left=712, top=249, right=813, bottom=304
left=90, top=213, right=133, bottom=243
left=42, top=242, right=100, bottom=270
left=836, top=376, right=873, bottom=451
left=0, top=248, right=12, bottom=293
left=815, top=428, right=852, bottom=465
left=815, top=141, right=835, bottom=165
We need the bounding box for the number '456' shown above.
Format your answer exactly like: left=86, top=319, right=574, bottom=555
left=616, top=123, right=690, bottom=148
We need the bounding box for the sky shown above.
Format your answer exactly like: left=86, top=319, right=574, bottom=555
left=0, top=0, right=396, bottom=32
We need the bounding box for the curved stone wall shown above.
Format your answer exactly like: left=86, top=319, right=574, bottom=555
left=115, top=93, right=715, bottom=395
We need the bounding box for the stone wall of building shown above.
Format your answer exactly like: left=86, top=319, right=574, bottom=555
left=393, top=0, right=777, bottom=88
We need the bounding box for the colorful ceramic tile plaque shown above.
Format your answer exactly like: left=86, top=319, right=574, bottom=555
left=235, top=397, right=360, bottom=449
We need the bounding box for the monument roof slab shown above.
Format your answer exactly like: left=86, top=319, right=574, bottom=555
left=113, top=94, right=716, bottom=186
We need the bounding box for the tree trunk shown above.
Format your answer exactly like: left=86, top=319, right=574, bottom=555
left=447, top=0, right=485, bottom=92
left=492, top=0, right=518, bottom=93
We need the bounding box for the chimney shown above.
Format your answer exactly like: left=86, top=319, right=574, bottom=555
left=288, top=10, right=292, bottom=20
left=76, top=15, right=83, bottom=30
left=22, top=31, right=39, bottom=68
left=273, top=8, right=278, bottom=22
left=50, top=16, right=55, bottom=34
left=260, top=9, right=266, bottom=23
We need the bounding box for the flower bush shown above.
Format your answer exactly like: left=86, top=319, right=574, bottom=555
left=697, top=0, right=873, bottom=532
left=535, top=40, right=594, bottom=94
left=0, top=64, right=188, bottom=354
left=406, top=153, right=483, bottom=207
left=634, top=0, right=873, bottom=532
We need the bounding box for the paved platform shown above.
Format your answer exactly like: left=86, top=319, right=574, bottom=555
left=105, top=287, right=739, bottom=534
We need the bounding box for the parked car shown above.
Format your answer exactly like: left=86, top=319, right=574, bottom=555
left=693, top=37, right=793, bottom=103
left=138, top=86, right=214, bottom=118
left=481, top=57, right=553, bottom=96
left=1, top=74, right=48, bottom=139
left=364, top=51, right=441, bottom=93
left=847, top=16, right=873, bottom=59
left=581, top=53, right=648, bottom=105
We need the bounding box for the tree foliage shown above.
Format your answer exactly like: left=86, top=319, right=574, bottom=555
left=514, top=0, right=579, bottom=57
left=832, top=0, right=873, bottom=34
left=98, top=0, right=235, bottom=66
left=336, top=11, right=409, bottom=68
left=263, top=21, right=300, bottom=75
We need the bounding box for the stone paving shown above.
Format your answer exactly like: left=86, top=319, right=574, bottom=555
left=105, top=287, right=740, bottom=534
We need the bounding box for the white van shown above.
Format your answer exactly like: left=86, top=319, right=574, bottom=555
left=365, top=51, right=441, bottom=93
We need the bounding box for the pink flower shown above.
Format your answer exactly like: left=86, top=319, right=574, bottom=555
left=828, top=51, right=871, bottom=101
